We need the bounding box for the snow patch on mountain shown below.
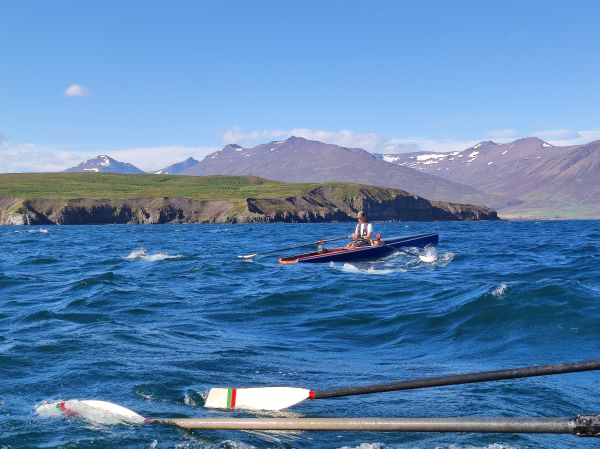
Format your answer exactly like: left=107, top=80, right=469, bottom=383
left=416, top=153, right=447, bottom=162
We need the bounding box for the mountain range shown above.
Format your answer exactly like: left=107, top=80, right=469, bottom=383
left=176, top=137, right=505, bottom=207
left=373, top=137, right=600, bottom=217
left=63, top=136, right=600, bottom=218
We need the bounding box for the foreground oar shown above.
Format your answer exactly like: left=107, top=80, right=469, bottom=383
left=34, top=402, right=600, bottom=436
left=238, top=235, right=350, bottom=259
left=205, top=359, right=600, bottom=411
left=153, top=415, right=600, bottom=435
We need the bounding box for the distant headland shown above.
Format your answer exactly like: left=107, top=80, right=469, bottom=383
left=0, top=173, right=498, bottom=225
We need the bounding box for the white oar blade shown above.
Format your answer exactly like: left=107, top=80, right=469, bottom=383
left=238, top=254, right=256, bottom=259
left=204, top=387, right=311, bottom=411
left=36, top=400, right=145, bottom=425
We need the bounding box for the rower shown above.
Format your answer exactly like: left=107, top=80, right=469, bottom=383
left=347, top=211, right=373, bottom=248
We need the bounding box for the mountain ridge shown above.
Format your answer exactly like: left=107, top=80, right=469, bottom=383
left=179, top=136, right=507, bottom=207
left=374, top=137, right=600, bottom=217
left=155, top=157, right=200, bottom=175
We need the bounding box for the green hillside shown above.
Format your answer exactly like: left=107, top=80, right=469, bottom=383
left=0, top=173, right=330, bottom=201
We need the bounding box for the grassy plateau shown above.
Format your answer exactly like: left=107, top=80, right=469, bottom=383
left=0, top=173, right=331, bottom=201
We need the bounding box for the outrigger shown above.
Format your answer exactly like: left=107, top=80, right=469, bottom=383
left=278, top=233, right=439, bottom=264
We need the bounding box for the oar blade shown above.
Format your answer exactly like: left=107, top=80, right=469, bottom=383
left=36, top=399, right=145, bottom=425
left=204, top=387, right=311, bottom=411
left=238, top=254, right=257, bottom=259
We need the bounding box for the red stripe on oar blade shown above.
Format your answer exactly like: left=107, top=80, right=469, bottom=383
left=230, top=388, right=237, bottom=409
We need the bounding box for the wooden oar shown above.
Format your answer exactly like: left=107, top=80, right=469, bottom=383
left=238, top=235, right=351, bottom=259
left=204, top=359, right=600, bottom=411
left=34, top=401, right=600, bottom=436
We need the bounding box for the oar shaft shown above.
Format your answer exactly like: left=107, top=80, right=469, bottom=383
left=314, top=359, right=600, bottom=399
left=239, top=236, right=349, bottom=258
left=153, top=415, right=600, bottom=435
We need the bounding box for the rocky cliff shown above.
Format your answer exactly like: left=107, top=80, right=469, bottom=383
left=0, top=184, right=498, bottom=225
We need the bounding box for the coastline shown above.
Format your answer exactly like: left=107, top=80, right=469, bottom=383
left=0, top=174, right=499, bottom=225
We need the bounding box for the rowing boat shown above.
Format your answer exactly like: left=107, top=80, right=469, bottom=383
left=278, top=233, right=439, bottom=264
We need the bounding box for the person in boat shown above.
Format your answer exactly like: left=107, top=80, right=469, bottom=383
left=348, top=211, right=373, bottom=248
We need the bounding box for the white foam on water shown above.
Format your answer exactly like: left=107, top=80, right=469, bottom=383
left=135, top=390, right=155, bottom=401
left=432, top=251, right=454, bottom=267
left=328, top=246, right=454, bottom=275
left=414, top=247, right=454, bottom=267
left=419, top=246, right=438, bottom=263
left=331, top=262, right=401, bottom=275
left=182, top=390, right=207, bottom=407
left=447, top=445, right=520, bottom=449
left=492, top=283, right=508, bottom=297
left=10, top=228, right=49, bottom=234
left=126, top=248, right=147, bottom=259
left=146, top=252, right=182, bottom=262
left=337, top=444, right=388, bottom=449
left=126, top=248, right=183, bottom=262
left=419, top=254, right=437, bottom=263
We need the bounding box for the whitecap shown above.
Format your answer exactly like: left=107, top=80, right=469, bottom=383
left=492, top=283, right=508, bottom=297
left=10, top=228, right=49, bottom=234
left=447, top=444, right=521, bottom=449
left=333, top=262, right=400, bottom=275
left=126, top=248, right=147, bottom=259
left=419, top=245, right=437, bottom=263
left=126, top=248, right=183, bottom=262
left=434, top=251, right=454, bottom=267
left=337, top=444, right=388, bottom=449
left=145, top=252, right=182, bottom=262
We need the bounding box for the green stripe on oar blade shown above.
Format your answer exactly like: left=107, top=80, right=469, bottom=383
left=204, top=387, right=311, bottom=411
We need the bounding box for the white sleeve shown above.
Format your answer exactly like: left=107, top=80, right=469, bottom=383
left=367, top=223, right=373, bottom=234
left=355, top=224, right=359, bottom=234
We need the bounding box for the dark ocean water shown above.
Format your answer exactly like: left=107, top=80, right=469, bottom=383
left=1, top=221, right=600, bottom=449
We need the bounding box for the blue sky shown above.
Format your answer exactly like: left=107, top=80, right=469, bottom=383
left=1, top=0, right=600, bottom=171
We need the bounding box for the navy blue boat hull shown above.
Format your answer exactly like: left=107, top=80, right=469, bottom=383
left=278, top=233, right=439, bottom=264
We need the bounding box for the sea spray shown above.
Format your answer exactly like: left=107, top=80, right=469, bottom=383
left=126, top=248, right=183, bottom=262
